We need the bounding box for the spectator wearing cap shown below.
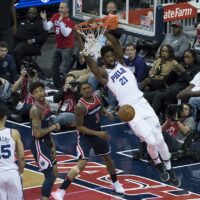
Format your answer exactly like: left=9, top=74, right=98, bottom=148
left=156, top=20, right=190, bottom=61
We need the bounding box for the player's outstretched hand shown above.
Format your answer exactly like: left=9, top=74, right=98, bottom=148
left=98, top=131, right=110, bottom=141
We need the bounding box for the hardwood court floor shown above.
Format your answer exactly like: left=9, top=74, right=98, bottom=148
left=6, top=118, right=200, bottom=200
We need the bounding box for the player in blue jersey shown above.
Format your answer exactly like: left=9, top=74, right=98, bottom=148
left=52, top=82, right=124, bottom=200
left=29, top=82, right=61, bottom=200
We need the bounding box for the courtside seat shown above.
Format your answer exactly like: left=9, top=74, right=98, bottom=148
left=21, top=51, right=45, bottom=76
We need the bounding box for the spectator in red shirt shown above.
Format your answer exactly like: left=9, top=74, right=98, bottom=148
left=41, top=1, right=75, bottom=88
left=52, top=74, right=79, bottom=128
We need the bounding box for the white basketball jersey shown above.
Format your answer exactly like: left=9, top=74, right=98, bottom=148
left=0, top=128, right=18, bottom=171
left=106, top=62, right=143, bottom=106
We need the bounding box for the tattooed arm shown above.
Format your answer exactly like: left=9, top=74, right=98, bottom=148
left=30, top=105, right=59, bottom=138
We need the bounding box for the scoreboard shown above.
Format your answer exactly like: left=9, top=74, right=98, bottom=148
left=15, top=0, right=62, bottom=9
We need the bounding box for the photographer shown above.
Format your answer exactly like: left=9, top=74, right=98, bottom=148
left=133, top=104, right=196, bottom=160
left=162, top=103, right=196, bottom=152
left=10, top=67, right=39, bottom=121
left=52, top=74, right=79, bottom=127
left=12, top=67, right=38, bottom=102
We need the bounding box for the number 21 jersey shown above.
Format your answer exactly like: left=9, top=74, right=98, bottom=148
left=106, top=62, right=143, bottom=106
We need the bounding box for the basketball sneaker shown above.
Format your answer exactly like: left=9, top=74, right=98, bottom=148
left=112, top=180, right=125, bottom=194
left=167, top=168, right=181, bottom=187
left=51, top=189, right=65, bottom=200
left=155, top=163, right=170, bottom=182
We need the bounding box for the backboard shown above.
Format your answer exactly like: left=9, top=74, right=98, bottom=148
left=70, top=0, right=164, bottom=41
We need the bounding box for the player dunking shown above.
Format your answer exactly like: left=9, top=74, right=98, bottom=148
left=76, top=31, right=181, bottom=187
left=0, top=103, right=25, bottom=199
left=52, top=82, right=124, bottom=200
left=29, top=82, right=61, bottom=200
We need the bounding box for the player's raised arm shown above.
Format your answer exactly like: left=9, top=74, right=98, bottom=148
left=84, top=55, right=108, bottom=85
left=12, top=129, right=25, bottom=174
left=104, top=31, right=124, bottom=63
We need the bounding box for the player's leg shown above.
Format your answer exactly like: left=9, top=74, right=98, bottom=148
left=41, top=162, right=57, bottom=200
left=5, top=170, right=23, bottom=200
left=146, top=116, right=181, bottom=186
left=92, top=136, right=125, bottom=194
left=52, top=134, right=90, bottom=199
left=31, top=139, right=58, bottom=199
left=102, top=154, right=125, bottom=194
left=52, top=159, right=88, bottom=200
left=0, top=172, right=9, bottom=200
left=128, top=118, right=170, bottom=182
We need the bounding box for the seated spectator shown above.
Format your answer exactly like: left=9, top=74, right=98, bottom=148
left=140, top=45, right=177, bottom=91
left=156, top=20, right=190, bottom=61
left=133, top=103, right=196, bottom=160
left=144, top=49, right=200, bottom=115
left=177, top=71, right=200, bottom=103
left=177, top=71, right=200, bottom=130
left=0, top=77, right=13, bottom=106
left=52, top=74, right=79, bottom=127
left=194, top=23, right=200, bottom=47
left=0, top=41, right=17, bottom=83
left=13, top=7, right=47, bottom=72
left=124, top=42, right=147, bottom=83
left=162, top=103, right=196, bottom=152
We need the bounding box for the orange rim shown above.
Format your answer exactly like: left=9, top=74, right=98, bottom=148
left=76, top=15, right=118, bottom=31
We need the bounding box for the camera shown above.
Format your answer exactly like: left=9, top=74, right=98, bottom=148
left=69, top=81, right=79, bottom=87
left=25, top=68, right=37, bottom=79
left=166, top=104, right=183, bottom=121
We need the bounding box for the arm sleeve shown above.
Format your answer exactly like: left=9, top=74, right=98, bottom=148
left=42, top=20, right=53, bottom=31
left=59, top=21, right=72, bottom=37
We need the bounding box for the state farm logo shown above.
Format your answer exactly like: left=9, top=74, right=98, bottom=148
left=164, top=2, right=197, bottom=22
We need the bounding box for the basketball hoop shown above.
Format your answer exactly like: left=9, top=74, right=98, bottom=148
left=76, top=15, right=118, bottom=59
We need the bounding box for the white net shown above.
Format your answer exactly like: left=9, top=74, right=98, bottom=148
left=79, top=26, right=107, bottom=59
left=77, top=15, right=118, bottom=59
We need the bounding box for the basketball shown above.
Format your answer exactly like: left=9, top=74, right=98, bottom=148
left=118, top=105, right=135, bottom=122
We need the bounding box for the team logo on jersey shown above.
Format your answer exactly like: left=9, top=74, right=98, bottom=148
left=40, top=160, right=45, bottom=166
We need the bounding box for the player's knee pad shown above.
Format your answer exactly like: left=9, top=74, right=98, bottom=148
left=42, top=167, right=56, bottom=197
